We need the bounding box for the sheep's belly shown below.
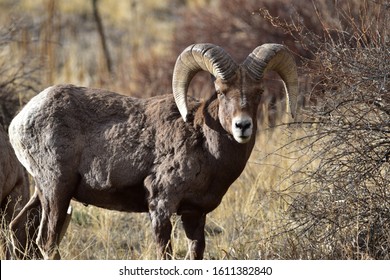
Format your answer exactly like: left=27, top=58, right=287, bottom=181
left=73, top=182, right=149, bottom=213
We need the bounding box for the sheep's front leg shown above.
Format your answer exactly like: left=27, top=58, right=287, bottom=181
left=149, top=204, right=173, bottom=259
left=181, top=212, right=206, bottom=260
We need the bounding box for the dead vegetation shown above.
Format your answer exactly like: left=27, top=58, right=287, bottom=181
left=0, top=0, right=389, bottom=259
left=260, top=0, right=390, bottom=259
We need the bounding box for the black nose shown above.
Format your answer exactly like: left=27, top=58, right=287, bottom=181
left=235, top=120, right=252, bottom=131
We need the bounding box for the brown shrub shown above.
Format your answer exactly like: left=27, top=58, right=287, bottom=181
left=263, top=0, right=390, bottom=259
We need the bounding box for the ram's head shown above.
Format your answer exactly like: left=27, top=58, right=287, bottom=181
left=172, top=43, right=298, bottom=143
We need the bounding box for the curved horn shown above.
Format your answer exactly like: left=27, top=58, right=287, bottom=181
left=243, top=44, right=299, bottom=118
left=172, top=43, right=238, bottom=122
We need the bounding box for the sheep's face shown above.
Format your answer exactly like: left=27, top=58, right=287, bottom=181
left=215, top=71, right=263, bottom=144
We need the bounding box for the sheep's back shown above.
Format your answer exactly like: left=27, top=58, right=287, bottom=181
left=9, top=85, right=149, bottom=178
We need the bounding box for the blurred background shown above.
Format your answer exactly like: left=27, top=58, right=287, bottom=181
left=0, top=0, right=320, bottom=129
left=0, top=0, right=389, bottom=259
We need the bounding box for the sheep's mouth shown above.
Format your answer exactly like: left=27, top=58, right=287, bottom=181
left=234, top=135, right=251, bottom=144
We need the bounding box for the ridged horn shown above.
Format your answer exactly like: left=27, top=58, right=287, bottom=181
left=243, top=44, right=299, bottom=118
left=172, top=43, right=238, bottom=122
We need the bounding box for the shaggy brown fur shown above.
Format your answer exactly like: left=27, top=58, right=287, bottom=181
left=0, top=125, right=38, bottom=258
left=8, top=80, right=259, bottom=259
left=0, top=125, right=28, bottom=214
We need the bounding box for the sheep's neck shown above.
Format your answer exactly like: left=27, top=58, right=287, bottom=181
left=190, top=95, right=256, bottom=208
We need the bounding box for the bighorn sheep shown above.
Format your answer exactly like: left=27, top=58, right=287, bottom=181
left=0, top=125, right=29, bottom=216
left=9, top=43, right=298, bottom=259
left=0, top=124, right=33, bottom=258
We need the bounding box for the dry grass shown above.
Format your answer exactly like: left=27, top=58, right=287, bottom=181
left=1, top=0, right=389, bottom=260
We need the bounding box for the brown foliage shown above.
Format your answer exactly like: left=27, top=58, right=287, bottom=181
left=265, top=0, right=390, bottom=259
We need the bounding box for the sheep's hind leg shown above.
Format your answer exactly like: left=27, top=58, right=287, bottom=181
left=36, top=181, right=74, bottom=260
left=9, top=189, right=41, bottom=259
left=181, top=212, right=206, bottom=260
